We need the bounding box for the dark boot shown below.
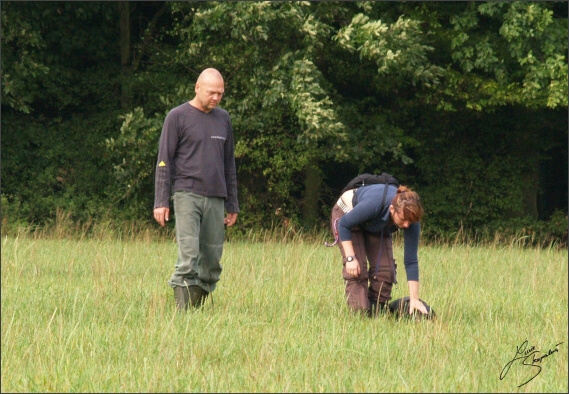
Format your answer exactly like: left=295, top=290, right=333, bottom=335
left=173, top=286, right=189, bottom=311
left=188, top=285, right=209, bottom=308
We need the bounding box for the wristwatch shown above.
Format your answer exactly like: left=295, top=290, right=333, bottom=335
left=345, top=256, right=354, bottom=262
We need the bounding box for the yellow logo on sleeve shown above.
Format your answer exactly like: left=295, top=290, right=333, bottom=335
left=158, top=161, right=167, bottom=167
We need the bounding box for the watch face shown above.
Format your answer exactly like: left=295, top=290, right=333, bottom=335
left=347, top=256, right=353, bottom=262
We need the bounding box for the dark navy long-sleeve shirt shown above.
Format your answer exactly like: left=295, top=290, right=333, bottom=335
left=154, top=102, right=239, bottom=213
left=337, top=183, right=420, bottom=281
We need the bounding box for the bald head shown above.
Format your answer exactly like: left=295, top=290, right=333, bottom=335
left=197, top=68, right=224, bottom=84
left=191, top=68, right=225, bottom=113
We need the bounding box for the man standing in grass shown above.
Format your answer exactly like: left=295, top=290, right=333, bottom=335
left=153, top=68, right=239, bottom=311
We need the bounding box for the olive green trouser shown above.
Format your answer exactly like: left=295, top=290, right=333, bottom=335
left=168, top=191, right=225, bottom=293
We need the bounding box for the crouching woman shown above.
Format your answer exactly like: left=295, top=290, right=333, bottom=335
left=329, top=182, right=428, bottom=317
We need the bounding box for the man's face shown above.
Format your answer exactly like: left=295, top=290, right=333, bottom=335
left=195, top=80, right=224, bottom=112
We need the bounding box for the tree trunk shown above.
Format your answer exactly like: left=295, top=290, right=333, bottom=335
left=118, top=2, right=131, bottom=109
left=302, top=161, right=322, bottom=228
left=521, top=163, right=539, bottom=220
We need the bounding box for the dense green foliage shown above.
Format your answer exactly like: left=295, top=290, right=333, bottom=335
left=1, top=1, right=567, bottom=244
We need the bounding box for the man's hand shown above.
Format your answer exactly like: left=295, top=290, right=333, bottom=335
left=154, top=207, right=170, bottom=227
left=224, top=212, right=238, bottom=227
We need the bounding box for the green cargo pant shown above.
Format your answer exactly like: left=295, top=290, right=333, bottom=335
left=168, top=191, right=225, bottom=293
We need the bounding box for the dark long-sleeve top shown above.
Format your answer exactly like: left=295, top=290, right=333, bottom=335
left=154, top=102, right=239, bottom=213
left=337, top=183, right=420, bottom=281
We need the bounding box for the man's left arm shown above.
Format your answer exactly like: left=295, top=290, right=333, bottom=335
left=224, top=118, right=239, bottom=215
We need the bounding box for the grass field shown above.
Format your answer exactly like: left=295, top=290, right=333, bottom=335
left=1, top=233, right=567, bottom=392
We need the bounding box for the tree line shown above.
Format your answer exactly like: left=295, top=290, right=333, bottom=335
left=1, top=1, right=567, bottom=243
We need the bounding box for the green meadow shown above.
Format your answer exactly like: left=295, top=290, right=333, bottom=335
left=1, top=233, right=567, bottom=392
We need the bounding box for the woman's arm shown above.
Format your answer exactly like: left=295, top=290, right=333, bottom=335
left=407, top=280, right=428, bottom=314
left=403, top=222, right=428, bottom=314
left=341, top=240, right=360, bottom=277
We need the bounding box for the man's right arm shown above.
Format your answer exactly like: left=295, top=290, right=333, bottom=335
left=154, top=110, right=177, bottom=225
left=154, top=160, right=171, bottom=209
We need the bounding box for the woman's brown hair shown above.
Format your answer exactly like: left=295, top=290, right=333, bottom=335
left=391, top=186, right=424, bottom=223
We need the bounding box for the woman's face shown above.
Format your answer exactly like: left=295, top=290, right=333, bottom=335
left=390, top=205, right=411, bottom=229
